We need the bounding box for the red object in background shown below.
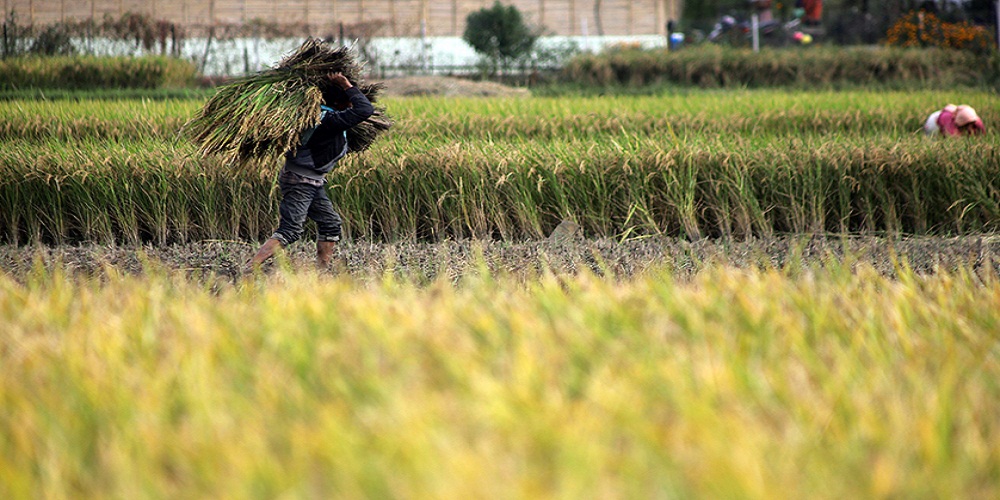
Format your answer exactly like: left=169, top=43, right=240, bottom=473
left=800, top=0, right=822, bottom=23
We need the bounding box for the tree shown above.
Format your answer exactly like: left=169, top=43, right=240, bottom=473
left=682, top=0, right=745, bottom=26
left=463, top=1, right=537, bottom=75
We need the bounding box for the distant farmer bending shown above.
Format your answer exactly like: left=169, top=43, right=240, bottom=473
left=924, top=104, right=985, bottom=137
left=250, top=72, right=374, bottom=269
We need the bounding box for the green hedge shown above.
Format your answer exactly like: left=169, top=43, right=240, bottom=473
left=0, top=56, right=198, bottom=90
left=561, top=46, right=1000, bottom=89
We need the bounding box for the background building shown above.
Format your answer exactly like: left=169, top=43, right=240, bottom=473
left=2, top=0, right=683, bottom=37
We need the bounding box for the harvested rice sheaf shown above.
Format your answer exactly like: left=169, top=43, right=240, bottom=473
left=185, top=38, right=391, bottom=174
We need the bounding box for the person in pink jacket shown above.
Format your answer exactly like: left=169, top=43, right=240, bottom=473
left=924, top=104, right=986, bottom=137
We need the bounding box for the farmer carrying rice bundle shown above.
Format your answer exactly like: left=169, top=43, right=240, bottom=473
left=185, top=38, right=391, bottom=270
left=248, top=71, right=373, bottom=270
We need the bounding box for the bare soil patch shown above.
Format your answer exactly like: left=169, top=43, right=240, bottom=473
left=382, top=76, right=530, bottom=98
left=2, top=236, right=999, bottom=284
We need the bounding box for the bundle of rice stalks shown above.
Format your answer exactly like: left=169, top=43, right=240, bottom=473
left=185, top=37, right=391, bottom=174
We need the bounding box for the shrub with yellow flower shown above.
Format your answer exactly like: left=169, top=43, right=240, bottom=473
left=886, top=11, right=994, bottom=54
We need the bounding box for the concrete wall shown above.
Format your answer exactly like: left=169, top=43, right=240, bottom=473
left=2, top=0, right=683, bottom=37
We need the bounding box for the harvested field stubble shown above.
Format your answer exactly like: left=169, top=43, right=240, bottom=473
left=3, top=236, right=1000, bottom=283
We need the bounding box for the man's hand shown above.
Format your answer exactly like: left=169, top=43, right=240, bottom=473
left=328, top=72, right=353, bottom=90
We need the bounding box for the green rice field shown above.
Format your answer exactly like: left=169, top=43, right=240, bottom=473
left=1, top=89, right=998, bottom=244
left=2, top=86, right=1000, bottom=498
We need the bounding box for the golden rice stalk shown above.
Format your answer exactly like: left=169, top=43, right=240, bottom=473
left=185, top=38, right=391, bottom=175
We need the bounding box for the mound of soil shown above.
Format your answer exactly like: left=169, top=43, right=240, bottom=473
left=382, top=76, right=530, bottom=98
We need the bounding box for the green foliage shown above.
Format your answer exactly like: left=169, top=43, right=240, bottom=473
left=463, top=1, right=538, bottom=74
left=29, top=25, right=76, bottom=56
left=0, top=56, right=197, bottom=90
left=561, top=45, right=1000, bottom=89
left=0, top=87, right=215, bottom=101
left=683, top=0, right=744, bottom=24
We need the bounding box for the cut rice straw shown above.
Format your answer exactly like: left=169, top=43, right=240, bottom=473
left=185, top=37, right=391, bottom=176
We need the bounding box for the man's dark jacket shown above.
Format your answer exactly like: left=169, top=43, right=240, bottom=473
left=284, top=86, right=373, bottom=180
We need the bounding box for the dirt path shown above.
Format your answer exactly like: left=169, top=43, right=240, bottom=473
left=2, top=236, right=998, bottom=283
left=382, top=76, right=530, bottom=98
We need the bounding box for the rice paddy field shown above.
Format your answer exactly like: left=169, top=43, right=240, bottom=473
left=2, top=90, right=999, bottom=244
left=3, top=87, right=1000, bottom=498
